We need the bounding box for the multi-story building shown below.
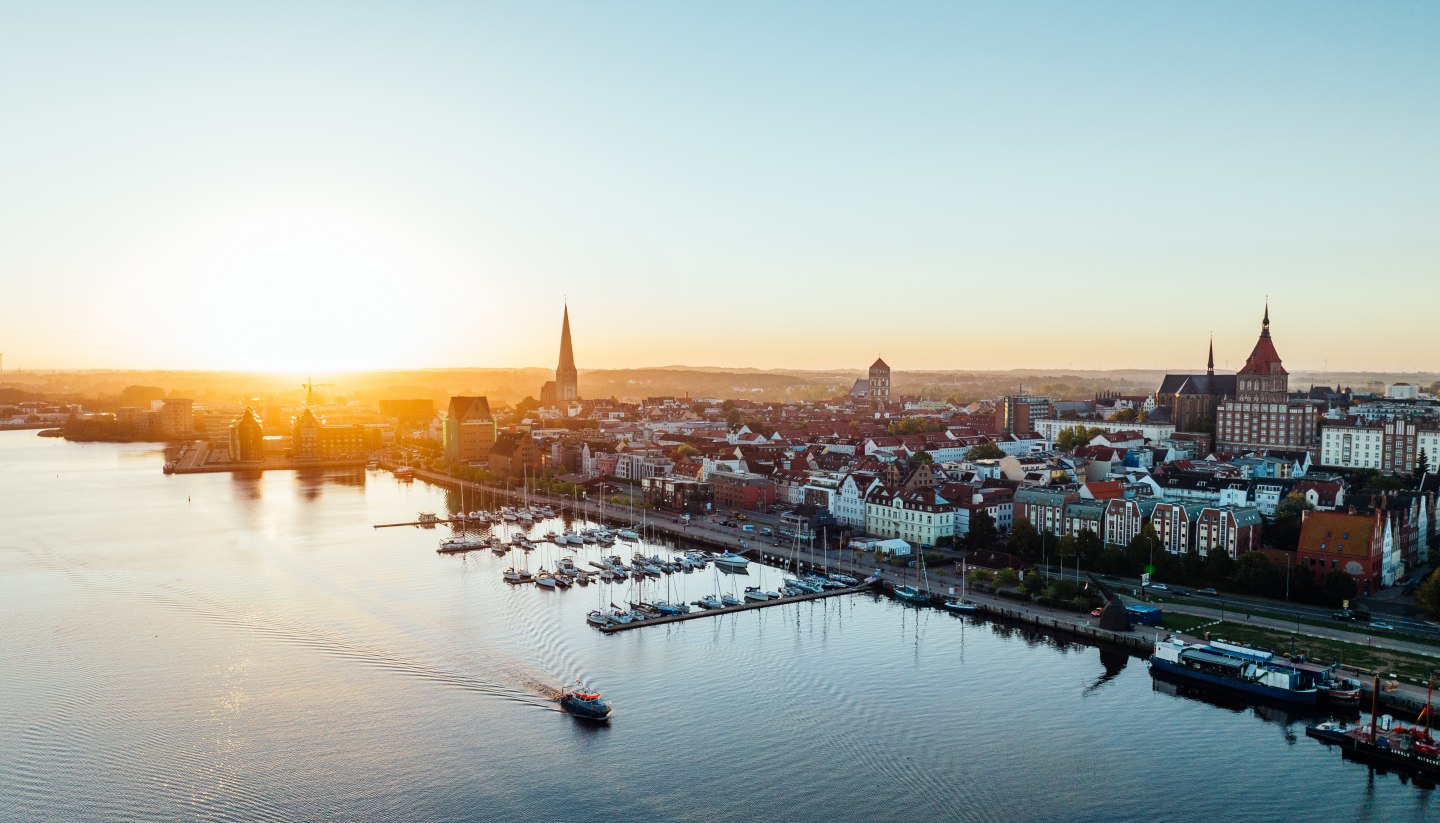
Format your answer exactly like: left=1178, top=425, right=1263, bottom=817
left=488, top=432, right=544, bottom=480
left=228, top=407, right=264, bottom=462
left=1062, top=500, right=1105, bottom=538
left=1194, top=506, right=1262, bottom=558
left=1319, top=418, right=1440, bottom=474
left=1149, top=501, right=1206, bottom=554
left=642, top=477, right=714, bottom=513
left=865, top=487, right=954, bottom=547
left=443, top=396, right=496, bottom=463
left=1015, top=487, right=1076, bottom=536
left=291, top=408, right=365, bottom=459
left=710, top=468, right=777, bottom=512
left=1102, top=497, right=1160, bottom=547
left=1215, top=305, right=1318, bottom=454
left=831, top=471, right=882, bottom=529
left=997, top=395, right=1053, bottom=436
left=1296, top=510, right=1387, bottom=594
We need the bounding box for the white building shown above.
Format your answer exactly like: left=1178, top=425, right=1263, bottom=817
left=865, top=488, right=955, bottom=548
left=831, top=471, right=882, bottom=530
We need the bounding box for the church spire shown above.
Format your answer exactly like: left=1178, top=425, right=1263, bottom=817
left=1206, top=334, right=1214, bottom=376
left=556, top=302, right=578, bottom=402
left=1261, top=299, right=1270, bottom=338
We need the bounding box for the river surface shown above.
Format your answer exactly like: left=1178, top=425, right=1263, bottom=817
left=1, top=431, right=1434, bottom=822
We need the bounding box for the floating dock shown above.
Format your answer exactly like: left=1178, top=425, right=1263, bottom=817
left=599, top=582, right=876, bottom=632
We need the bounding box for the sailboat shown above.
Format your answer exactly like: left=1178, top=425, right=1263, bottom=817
left=942, top=559, right=981, bottom=614
left=892, top=548, right=931, bottom=605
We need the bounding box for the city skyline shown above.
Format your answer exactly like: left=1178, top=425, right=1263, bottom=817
left=2, top=3, right=1437, bottom=372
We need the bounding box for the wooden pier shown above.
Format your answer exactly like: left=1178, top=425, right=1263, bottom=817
left=599, top=582, right=876, bottom=632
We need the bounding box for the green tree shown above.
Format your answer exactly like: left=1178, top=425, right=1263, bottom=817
left=1202, top=548, right=1234, bottom=585
left=1286, top=560, right=1317, bottom=603
left=1007, top=518, right=1042, bottom=560
left=1075, top=528, right=1103, bottom=570
left=1417, top=448, right=1431, bottom=477
left=994, top=567, right=1020, bottom=588
left=1126, top=527, right=1159, bottom=575
left=1137, top=409, right=1151, bottom=423
left=1055, top=534, right=1078, bottom=576
left=965, top=510, right=999, bottom=552
left=888, top=416, right=944, bottom=436
left=1413, top=566, right=1440, bottom=614
left=966, top=442, right=1005, bottom=460
left=909, top=449, right=934, bottom=465
left=1110, top=408, right=1139, bottom=423
left=676, top=444, right=699, bottom=458
left=726, top=407, right=743, bottom=427
left=1055, top=425, right=1104, bottom=452
left=1321, top=569, right=1358, bottom=608
left=1267, top=492, right=1313, bottom=551
left=1232, top=551, right=1280, bottom=596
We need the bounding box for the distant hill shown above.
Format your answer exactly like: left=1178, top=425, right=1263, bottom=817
left=1, top=366, right=1434, bottom=410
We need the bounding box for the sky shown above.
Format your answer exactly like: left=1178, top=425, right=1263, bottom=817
left=1, top=2, right=1437, bottom=374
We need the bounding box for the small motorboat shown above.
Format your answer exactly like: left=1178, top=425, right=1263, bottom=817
left=711, top=552, right=749, bottom=569
left=743, top=586, right=771, bottom=602
left=560, top=686, right=612, bottom=721
left=586, top=610, right=610, bottom=627
left=720, top=593, right=743, bottom=607
left=941, top=598, right=980, bottom=614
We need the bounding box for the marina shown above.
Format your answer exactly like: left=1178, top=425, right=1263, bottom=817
left=4, top=433, right=1438, bottom=822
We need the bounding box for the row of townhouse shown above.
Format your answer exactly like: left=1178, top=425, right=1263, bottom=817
left=1015, top=486, right=1262, bottom=558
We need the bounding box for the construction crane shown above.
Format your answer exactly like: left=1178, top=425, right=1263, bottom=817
left=302, top=377, right=334, bottom=408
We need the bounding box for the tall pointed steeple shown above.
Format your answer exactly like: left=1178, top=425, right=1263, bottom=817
left=556, top=302, right=578, bottom=402
left=1206, top=335, right=1214, bottom=376
left=1261, top=299, right=1271, bottom=338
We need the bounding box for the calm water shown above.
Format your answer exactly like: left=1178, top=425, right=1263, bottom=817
left=1, top=431, right=1433, bottom=822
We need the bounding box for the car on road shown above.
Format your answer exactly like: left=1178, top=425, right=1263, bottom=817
left=1148, top=583, right=1169, bottom=591
left=1197, top=588, right=1218, bottom=596
left=1371, top=621, right=1395, bottom=631
left=1332, top=610, right=1371, bottom=622
left=1090, top=607, right=1103, bottom=616
left=1171, top=588, right=1190, bottom=596
left=760, top=527, right=772, bottom=535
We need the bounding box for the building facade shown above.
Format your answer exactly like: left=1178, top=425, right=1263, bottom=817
left=1215, top=306, right=1318, bottom=454
left=1320, top=418, right=1440, bottom=474
left=443, top=396, right=496, bottom=463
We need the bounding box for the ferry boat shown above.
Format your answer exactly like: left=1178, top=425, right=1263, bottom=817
left=560, top=686, right=612, bottom=721
left=1149, top=638, right=1320, bottom=706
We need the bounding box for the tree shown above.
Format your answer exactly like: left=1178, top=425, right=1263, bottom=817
left=995, top=567, right=1020, bottom=588
left=1075, top=528, right=1103, bottom=570
left=1232, top=551, right=1280, bottom=596
left=966, top=442, right=1004, bottom=460
left=1055, top=425, right=1104, bottom=452
left=909, top=449, right=934, bottom=465
left=1267, top=492, right=1313, bottom=551
left=1007, top=518, right=1042, bottom=561
left=1126, top=528, right=1158, bottom=575
left=676, top=444, right=699, bottom=458
left=1202, top=547, right=1234, bottom=584
left=1414, top=566, right=1440, bottom=614
left=1417, top=448, right=1431, bottom=478
left=726, top=407, right=743, bottom=427
left=1110, top=408, right=1139, bottom=423
left=1318, top=569, right=1355, bottom=608
left=966, top=510, right=999, bottom=552
left=888, top=416, right=944, bottom=436
left=1137, top=409, right=1151, bottom=423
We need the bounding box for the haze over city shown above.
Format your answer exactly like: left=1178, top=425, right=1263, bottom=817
left=2, top=2, right=1437, bottom=373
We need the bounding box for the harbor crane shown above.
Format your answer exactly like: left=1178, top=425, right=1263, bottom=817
left=302, top=377, right=334, bottom=408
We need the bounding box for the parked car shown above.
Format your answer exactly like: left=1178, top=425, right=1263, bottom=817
left=760, top=527, right=772, bottom=535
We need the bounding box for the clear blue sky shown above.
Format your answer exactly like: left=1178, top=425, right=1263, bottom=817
left=1, top=2, right=1436, bottom=373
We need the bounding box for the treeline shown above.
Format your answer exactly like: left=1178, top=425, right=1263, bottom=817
left=974, top=517, right=1360, bottom=608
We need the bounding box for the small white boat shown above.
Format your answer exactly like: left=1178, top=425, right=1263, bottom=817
left=586, top=610, right=610, bottom=627
left=618, top=529, right=641, bottom=541
left=721, top=593, right=743, bottom=607
left=712, top=552, right=750, bottom=569
left=828, top=573, right=859, bottom=586
left=743, top=587, right=771, bottom=602
left=698, top=595, right=723, bottom=610
left=535, top=570, right=558, bottom=588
